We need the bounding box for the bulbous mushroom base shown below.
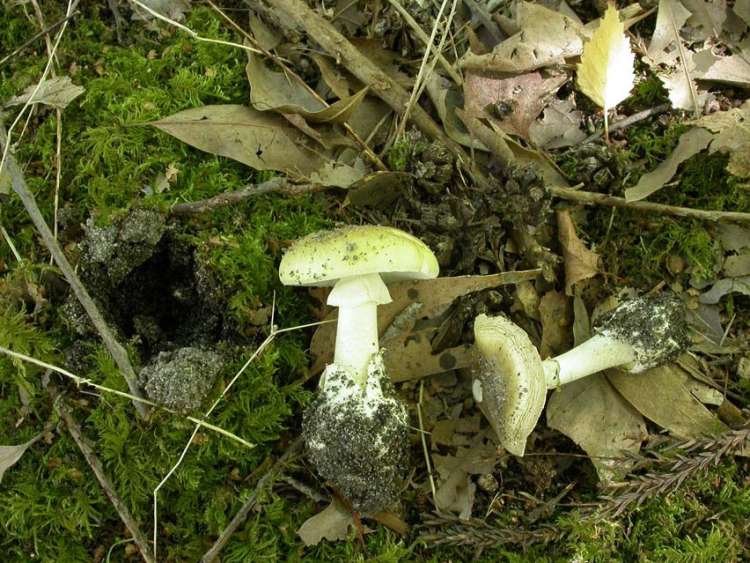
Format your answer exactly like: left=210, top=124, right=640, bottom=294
left=303, top=355, right=409, bottom=513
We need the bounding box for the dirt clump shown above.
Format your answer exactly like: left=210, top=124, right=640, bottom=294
left=139, top=346, right=224, bottom=413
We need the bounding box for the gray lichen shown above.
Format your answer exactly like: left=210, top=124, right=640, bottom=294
left=139, top=347, right=223, bottom=413
left=303, top=354, right=409, bottom=512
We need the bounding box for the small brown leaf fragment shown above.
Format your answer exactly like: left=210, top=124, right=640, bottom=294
left=624, top=127, right=714, bottom=202
left=694, top=101, right=750, bottom=178
left=463, top=71, right=567, bottom=139
left=0, top=432, right=44, bottom=483
left=539, top=290, right=571, bottom=359
left=297, top=500, right=356, bottom=546
left=724, top=253, right=750, bottom=277
left=529, top=98, right=586, bottom=149
left=557, top=210, right=601, bottom=295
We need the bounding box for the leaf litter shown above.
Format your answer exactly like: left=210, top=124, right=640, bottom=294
left=4, top=0, right=750, bottom=556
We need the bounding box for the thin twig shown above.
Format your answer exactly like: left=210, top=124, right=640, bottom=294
left=28, top=0, right=64, bottom=254
left=152, top=317, right=334, bottom=560
left=201, top=437, right=305, bottom=563
left=0, top=126, right=149, bottom=417
left=129, top=0, right=263, bottom=55
left=0, top=11, right=78, bottom=68
left=395, top=0, right=457, bottom=140
left=385, top=0, right=463, bottom=86
left=582, top=103, right=671, bottom=144
left=549, top=185, right=750, bottom=224
left=280, top=474, right=328, bottom=503
left=170, top=178, right=328, bottom=216
left=49, top=385, right=155, bottom=563
left=418, top=381, right=437, bottom=507
left=0, top=344, right=254, bottom=448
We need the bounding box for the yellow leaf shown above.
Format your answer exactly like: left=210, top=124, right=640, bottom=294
left=577, top=4, right=635, bottom=113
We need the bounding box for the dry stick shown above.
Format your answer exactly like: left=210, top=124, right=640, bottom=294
left=0, top=128, right=148, bottom=417
left=170, top=178, right=326, bottom=216
left=549, top=185, right=750, bottom=224
left=582, top=103, right=670, bottom=144
left=385, top=0, right=463, bottom=86
left=49, top=385, right=155, bottom=563
left=201, top=437, right=305, bottom=563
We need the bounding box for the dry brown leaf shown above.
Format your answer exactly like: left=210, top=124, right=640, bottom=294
left=247, top=55, right=368, bottom=123
left=463, top=71, right=567, bottom=139
left=297, top=500, right=355, bottom=545
left=152, top=105, right=321, bottom=176
left=681, top=0, right=727, bottom=39
left=724, top=253, right=750, bottom=277
left=607, top=364, right=728, bottom=438
left=425, top=74, right=482, bottom=149
left=547, top=374, right=647, bottom=483
left=529, top=98, right=586, bottom=149
left=460, top=3, right=585, bottom=73
left=5, top=76, right=84, bottom=110
left=700, top=276, right=750, bottom=303
left=151, top=105, right=365, bottom=187
left=0, top=432, right=44, bottom=484
left=695, top=101, right=750, bottom=178
left=248, top=14, right=281, bottom=51
left=692, top=49, right=750, bottom=88
left=557, top=210, right=601, bottom=295
left=644, top=0, right=708, bottom=111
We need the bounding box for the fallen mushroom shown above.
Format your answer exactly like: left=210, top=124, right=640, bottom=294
left=279, top=225, right=439, bottom=512
left=472, top=294, right=689, bottom=456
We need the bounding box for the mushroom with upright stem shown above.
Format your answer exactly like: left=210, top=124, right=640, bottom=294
left=471, top=294, right=690, bottom=456
left=279, top=225, right=439, bottom=512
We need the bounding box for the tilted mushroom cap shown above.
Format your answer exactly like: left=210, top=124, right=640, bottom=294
left=279, top=225, right=439, bottom=287
left=472, top=314, right=547, bottom=457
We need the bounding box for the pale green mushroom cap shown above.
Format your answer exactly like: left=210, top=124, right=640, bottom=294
left=472, top=314, right=547, bottom=457
left=279, top=225, right=439, bottom=287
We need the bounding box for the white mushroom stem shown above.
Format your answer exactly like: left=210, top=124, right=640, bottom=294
left=327, top=273, right=392, bottom=387
left=541, top=334, right=637, bottom=388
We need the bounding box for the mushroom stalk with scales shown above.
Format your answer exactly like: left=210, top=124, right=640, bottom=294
left=280, top=225, right=439, bottom=512
left=472, top=295, right=689, bottom=456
